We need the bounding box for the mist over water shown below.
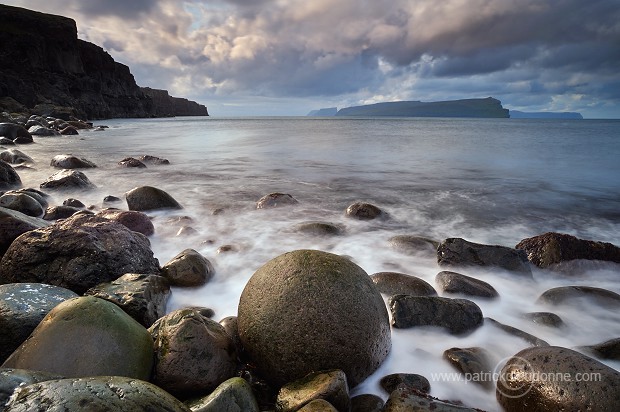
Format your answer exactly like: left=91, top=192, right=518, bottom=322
left=14, top=117, right=620, bottom=410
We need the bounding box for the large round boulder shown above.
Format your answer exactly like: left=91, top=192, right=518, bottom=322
left=39, top=169, right=96, bottom=191
left=496, top=346, right=620, bottom=411
left=237, top=249, right=391, bottom=387
left=0, top=212, right=160, bottom=294
left=0, top=192, right=44, bottom=217
left=96, top=208, right=154, bottom=236
left=1, top=296, right=154, bottom=380
left=160, top=248, right=215, bottom=287
left=0, top=207, right=49, bottom=256
left=125, top=186, right=182, bottom=211
left=0, top=160, right=21, bottom=190
left=50, top=154, right=96, bottom=169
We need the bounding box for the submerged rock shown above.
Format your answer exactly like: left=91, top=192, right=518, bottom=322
left=370, top=272, right=437, bottom=296
left=293, top=221, right=344, bottom=237
left=537, top=285, right=620, bottom=308
left=522, top=312, right=566, bottom=329
left=256, top=192, right=298, bottom=209
left=345, top=201, right=385, bottom=220
left=42, top=205, right=85, bottom=220
left=118, top=157, right=147, bottom=168
left=125, top=185, right=182, bottom=211
left=485, top=318, right=549, bottom=347
left=388, top=235, right=438, bottom=256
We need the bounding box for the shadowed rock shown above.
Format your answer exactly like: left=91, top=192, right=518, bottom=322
left=578, top=338, right=620, bottom=361
left=0, top=192, right=44, bottom=217
left=186, top=377, right=259, bottom=412
left=435, top=270, right=499, bottom=299
left=389, top=235, right=438, bottom=256
left=383, top=387, right=481, bottom=411
left=351, top=394, right=384, bottom=412
left=50, top=154, right=96, bottom=169
left=537, top=285, right=620, bottom=308
left=380, top=373, right=431, bottom=394
left=40, top=169, right=95, bottom=190
left=345, top=202, right=385, bottom=220
left=125, top=186, right=182, bottom=211
left=118, top=157, right=146, bottom=168
left=276, top=370, right=350, bottom=412
left=371, top=272, right=437, bottom=296
left=443, top=347, right=494, bottom=390
left=0, top=207, right=49, bottom=256
left=0, top=160, right=21, bottom=190
left=485, top=318, right=549, bottom=347
left=256, top=192, right=298, bottom=209
left=0, top=368, right=62, bottom=407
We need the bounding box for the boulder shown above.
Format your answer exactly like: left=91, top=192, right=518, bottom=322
left=50, top=154, right=96, bottom=169
left=3, top=376, right=191, bottom=412
left=42, top=205, right=85, bottom=220
left=537, top=285, right=620, bottom=308
left=219, top=316, right=243, bottom=357
left=384, top=388, right=480, bottom=411
left=496, top=346, right=620, bottom=411
left=96, top=208, right=154, bottom=236
left=437, top=237, right=532, bottom=276
left=85, top=273, right=170, bottom=327
left=345, top=202, right=384, bottom=220
left=435, top=270, right=499, bottom=299
left=186, top=377, right=259, bottom=412
left=443, top=347, right=494, bottom=390
left=149, top=308, right=237, bottom=397
left=125, top=186, right=183, bottom=211
left=351, top=394, right=384, bottom=412
left=139, top=155, right=170, bottom=165
left=522, top=312, right=566, bottom=328
left=255, top=192, right=298, bottom=209
left=0, top=212, right=160, bottom=294
left=579, top=337, right=620, bottom=361
left=379, top=373, right=431, bottom=394
left=276, top=370, right=350, bottom=412
left=293, top=221, right=344, bottom=237
left=0, top=368, right=62, bottom=407
left=13, top=188, right=49, bottom=208
left=0, top=148, right=33, bottom=165
left=370, top=272, right=437, bottom=296
left=0, top=206, right=49, bottom=256
left=297, top=399, right=339, bottom=411
left=0, top=137, right=15, bottom=145
left=388, top=235, right=438, bottom=256
left=485, top=318, right=549, bottom=347
left=28, top=125, right=60, bottom=136
left=1, top=296, right=154, bottom=380
left=388, top=295, right=483, bottom=335
left=0, top=123, right=31, bottom=141
left=40, top=169, right=96, bottom=190
left=161, top=248, right=215, bottom=287
left=59, top=126, right=78, bottom=135
left=0, top=283, right=78, bottom=363
left=0, top=192, right=44, bottom=217
left=0, top=160, right=21, bottom=189
left=62, top=198, right=85, bottom=208
left=237, top=249, right=391, bottom=387
left=118, top=157, right=147, bottom=168
left=516, top=232, right=620, bottom=269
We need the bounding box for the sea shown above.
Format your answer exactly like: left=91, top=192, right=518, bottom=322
left=13, top=116, right=620, bottom=410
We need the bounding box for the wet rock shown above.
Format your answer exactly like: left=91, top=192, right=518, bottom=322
left=186, top=377, right=259, bottom=412
left=351, top=394, right=384, bottom=412
left=217, top=244, right=236, bottom=253
left=435, top=270, right=499, bottom=299
left=256, top=192, right=298, bottom=209
left=14, top=188, right=49, bottom=208
left=0, top=123, right=31, bottom=141
left=50, top=154, right=97, bottom=169
left=28, top=125, right=60, bottom=136
left=62, top=198, right=85, bottom=208
left=125, top=185, right=183, bottom=211
left=0, top=149, right=33, bottom=165
left=40, top=169, right=96, bottom=190
left=297, top=399, right=339, bottom=411
left=293, top=221, right=344, bottom=236
left=59, top=125, right=78, bottom=135
left=177, top=225, right=199, bottom=237
left=389, top=295, right=483, bottom=335
left=389, top=235, right=439, bottom=256
left=219, top=316, right=243, bottom=358
left=118, top=157, right=147, bottom=168
left=384, top=388, right=480, bottom=411
left=139, top=154, right=170, bottom=165
left=0, top=368, right=62, bottom=407
left=276, top=369, right=350, bottom=412
left=0, top=283, right=78, bottom=363
left=0, top=160, right=21, bottom=189
left=443, top=347, right=494, bottom=390
left=522, top=312, right=566, bottom=328
left=370, top=272, right=437, bottom=296
left=161, top=248, right=215, bottom=287
left=102, top=195, right=122, bottom=205
left=237, top=249, right=391, bottom=387
left=149, top=308, right=237, bottom=397
left=0, top=207, right=49, bottom=256
left=516, top=232, right=620, bottom=269
left=579, top=337, right=620, bottom=361
left=85, top=273, right=170, bottom=328
left=96, top=208, right=155, bottom=236
left=2, top=296, right=154, bottom=380
left=496, top=346, right=620, bottom=411
left=345, top=201, right=384, bottom=220
left=537, top=285, right=620, bottom=308
left=380, top=373, right=431, bottom=394
left=0, top=137, right=15, bottom=145
left=485, top=318, right=549, bottom=347
left=3, top=376, right=191, bottom=412
left=0, top=191, right=44, bottom=217
left=42, top=205, right=85, bottom=220
left=437, top=237, right=532, bottom=276
left=0, top=213, right=160, bottom=294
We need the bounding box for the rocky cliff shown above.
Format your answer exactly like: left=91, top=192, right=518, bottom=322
left=0, top=4, right=208, bottom=119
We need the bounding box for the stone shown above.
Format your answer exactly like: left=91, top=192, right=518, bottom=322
left=50, top=154, right=96, bottom=169
left=443, top=347, right=494, bottom=390
left=0, top=149, right=33, bottom=165
left=28, top=125, right=60, bottom=136
left=485, top=318, right=549, bottom=347
left=496, top=346, right=620, bottom=411
left=219, top=316, right=243, bottom=357
left=293, top=221, right=344, bottom=236
left=59, top=126, right=78, bottom=135
left=379, top=373, right=431, bottom=394
left=370, top=272, right=437, bottom=296
left=96, top=208, right=155, bottom=236
left=0, top=123, right=31, bottom=141
left=276, top=370, right=350, bottom=412
left=0, top=192, right=44, bottom=217
left=0, top=368, right=62, bottom=407
left=384, top=388, right=480, bottom=411
left=62, top=198, right=85, bottom=208
left=437, top=237, right=532, bottom=276
left=149, top=308, right=237, bottom=397
left=579, top=337, right=620, bottom=361
left=125, top=185, right=182, bottom=211
left=0, top=207, right=49, bottom=255
left=522, top=312, right=566, bottom=328
left=0, top=212, right=160, bottom=294
left=255, top=192, right=298, bottom=209
left=161, top=248, right=215, bottom=287
left=435, top=270, right=499, bottom=299
left=345, top=202, right=384, bottom=220
left=42, top=205, right=85, bottom=220
left=388, top=235, right=438, bottom=256
left=85, top=273, right=170, bottom=327
left=0, top=283, right=78, bottom=363
left=516, top=232, right=620, bottom=269
left=351, top=394, right=384, bottom=412
left=139, top=154, right=170, bottom=165
left=118, top=157, right=147, bottom=168
left=3, top=376, right=191, bottom=412
left=388, top=295, right=483, bottom=335
left=237, top=249, right=391, bottom=387
left=537, top=285, right=620, bottom=308
left=0, top=137, right=15, bottom=145
left=186, top=377, right=259, bottom=412
left=297, top=399, right=339, bottom=411
left=0, top=160, right=21, bottom=189
left=40, top=169, right=96, bottom=190
left=13, top=188, right=49, bottom=208
left=2, top=296, right=154, bottom=380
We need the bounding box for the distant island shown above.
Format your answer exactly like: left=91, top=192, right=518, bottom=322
left=307, top=107, right=338, bottom=116
left=509, top=110, right=583, bottom=119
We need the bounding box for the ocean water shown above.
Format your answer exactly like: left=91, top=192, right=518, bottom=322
left=12, top=117, right=620, bottom=410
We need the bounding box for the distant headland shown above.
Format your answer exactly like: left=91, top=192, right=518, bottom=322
left=0, top=4, right=208, bottom=120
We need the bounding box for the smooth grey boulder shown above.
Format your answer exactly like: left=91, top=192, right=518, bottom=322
left=0, top=368, right=62, bottom=407
left=40, top=169, right=96, bottom=190
left=161, top=248, right=215, bottom=287
left=187, top=377, right=259, bottom=412
left=435, top=270, right=499, bottom=299
left=497, top=346, right=620, bottom=411
left=437, top=237, right=532, bottom=276
left=12, top=188, right=49, bottom=209
left=443, top=347, right=494, bottom=390
left=149, top=308, right=237, bottom=397
left=389, top=295, right=483, bottom=335
left=0, top=283, right=77, bottom=362
left=388, top=235, right=438, bottom=256
left=579, top=337, right=620, bottom=361
left=293, top=221, right=343, bottom=237
left=485, top=318, right=549, bottom=347
left=50, top=154, right=96, bottom=169
left=1, top=296, right=154, bottom=380
left=85, top=273, right=170, bottom=327
left=238, top=249, right=391, bottom=387
left=0, top=149, right=33, bottom=165
left=3, top=376, right=191, bottom=412
left=0, top=213, right=160, bottom=294
left=96, top=208, right=155, bottom=236
left=370, top=272, right=437, bottom=296
left=0, top=123, right=31, bottom=141
left=0, top=160, right=21, bottom=189
left=537, top=285, right=620, bottom=308
left=125, top=186, right=183, bottom=211
left=0, top=192, right=44, bottom=217
left=345, top=201, right=384, bottom=220
left=255, top=192, right=298, bottom=209
left=522, top=311, right=566, bottom=328
left=384, top=388, right=480, bottom=411
left=380, top=373, right=431, bottom=394
left=28, top=125, right=60, bottom=136
left=118, top=157, right=147, bottom=168
left=276, top=370, right=350, bottom=412
left=0, top=206, right=49, bottom=256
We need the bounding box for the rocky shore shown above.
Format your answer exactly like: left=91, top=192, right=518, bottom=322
left=2, top=114, right=620, bottom=411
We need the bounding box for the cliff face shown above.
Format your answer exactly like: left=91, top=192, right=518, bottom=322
left=141, top=88, right=209, bottom=117
left=0, top=4, right=208, bottom=119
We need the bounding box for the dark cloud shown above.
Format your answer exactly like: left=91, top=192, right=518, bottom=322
left=77, top=0, right=155, bottom=18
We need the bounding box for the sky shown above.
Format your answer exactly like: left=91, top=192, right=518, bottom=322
left=4, top=0, right=620, bottom=117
